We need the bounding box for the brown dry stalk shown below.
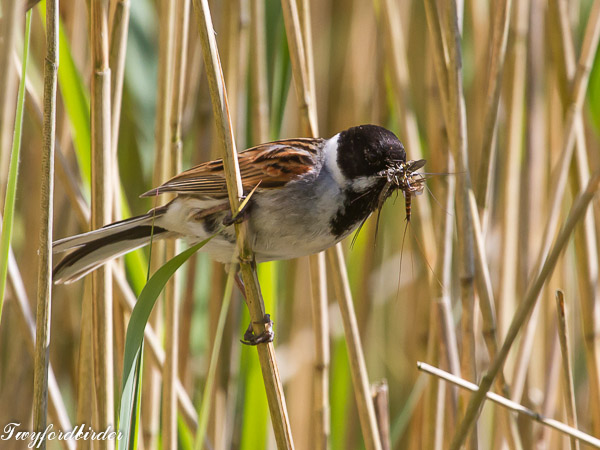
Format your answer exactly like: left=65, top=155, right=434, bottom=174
left=475, top=0, right=513, bottom=207
left=555, top=290, right=580, bottom=450
left=192, top=0, right=295, bottom=447
left=7, top=243, right=74, bottom=450
left=162, top=0, right=190, bottom=446
left=419, top=362, right=600, bottom=449
left=0, top=0, right=21, bottom=195
left=309, top=252, right=330, bottom=450
left=90, top=0, right=115, bottom=447
left=548, top=0, right=600, bottom=434
left=33, top=0, right=58, bottom=443
left=449, top=170, right=600, bottom=450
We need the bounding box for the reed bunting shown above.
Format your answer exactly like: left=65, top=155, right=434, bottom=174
left=53, top=124, right=423, bottom=284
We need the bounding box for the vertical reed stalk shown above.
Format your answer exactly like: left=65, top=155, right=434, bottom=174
left=327, top=245, right=383, bottom=450
left=549, top=0, right=600, bottom=433
left=436, top=3, right=478, bottom=447
left=309, top=252, right=330, bottom=450
left=249, top=0, right=269, bottom=143
left=32, top=0, right=58, bottom=444
left=191, top=0, right=295, bottom=447
left=162, top=0, right=190, bottom=446
left=90, top=0, right=114, bottom=446
left=7, top=248, right=75, bottom=450
left=449, top=171, right=600, bottom=450
left=0, top=0, right=21, bottom=193
left=555, top=291, right=580, bottom=450
left=144, top=0, right=176, bottom=444
left=109, top=0, right=130, bottom=160
left=108, top=0, right=130, bottom=224
left=498, top=0, right=528, bottom=341
left=475, top=0, right=513, bottom=209
left=379, top=0, right=437, bottom=264
left=296, top=0, right=331, bottom=447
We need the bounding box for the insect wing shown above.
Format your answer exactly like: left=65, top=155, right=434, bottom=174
left=406, top=159, right=426, bottom=173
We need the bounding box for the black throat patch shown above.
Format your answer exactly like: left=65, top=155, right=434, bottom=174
left=329, top=180, right=387, bottom=238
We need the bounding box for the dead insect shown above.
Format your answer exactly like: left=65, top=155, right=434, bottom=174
left=396, top=159, right=426, bottom=222
left=374, top=158, right=427, bottom=228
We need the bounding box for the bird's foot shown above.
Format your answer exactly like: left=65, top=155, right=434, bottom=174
left=222, top=195, right=251, bottom=226
left=240, top=314, right=274, bottom=345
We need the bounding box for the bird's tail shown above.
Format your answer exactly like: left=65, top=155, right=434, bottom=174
left=53, top=206, right=175, bottom=284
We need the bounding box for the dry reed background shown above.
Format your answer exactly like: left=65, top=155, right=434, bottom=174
left=2, top=0, right=600, bottom=449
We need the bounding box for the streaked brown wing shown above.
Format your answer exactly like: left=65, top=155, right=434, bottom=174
left=140, top=138, right=325, bottom=197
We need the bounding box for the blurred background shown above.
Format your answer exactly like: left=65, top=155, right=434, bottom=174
left=1, top=0, right=600, bottom=448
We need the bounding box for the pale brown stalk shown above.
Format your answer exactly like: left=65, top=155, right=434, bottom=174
left=282, top=0, right=383, bottom=447
left=108, top=0, right=130, bottom=223
left=379, top=0, right=436, bottom=266
left=0, top=0, right=21, bottom=196
left=475, top=0, right=513, bottom=209
left=191, top=0, right=295, bottom=447
left=249, top=0, right=269, bottom=143
left=7, top=247, right=74, bottom=450
left=498, top=0, right=528, bottom=341
left=144, top=0, right=176, bottom=444
left=450, top=170, right=600, bottom=450
left=425, top=1, right=500, bottom=406
left=548, top=0, right=600, bottom=434
left=419, top=362, right=600, bottom=449
left=371, top=381, right=391, bottom=450
left=534, top=335, right=561, bottom=449
left=76, top=287, right=94, bottom=450
left=293, top=1, right=333, bottom=448
left=327, top=245, right=382, bottom=450
left=109, top=0, right=130, bottom=160
left=509, top=0, right=600, bottom=427
left=432, top=4, right=477, bottom=447
left=32, top=0, right=58, bottom=443
left=555, top=290, right=580, bottom=450
left=90, top=1, right=114, bottom=446
left=309, top=252, right=330, bottom=450
left=162, top=0, right=190, bottom=446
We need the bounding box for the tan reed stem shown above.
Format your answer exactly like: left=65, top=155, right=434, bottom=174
left=475, top=0, right=513, bottom=209
left=327, top=245, right=383, bottom=450
left=90, top=0, right=114, bottom=446
left=418, top=362, right=600, bottom=449
left=6, top=244, right=74, bottom=450
left=109, top=0, right=130, bottom=159
left=0, top=0, right=21, bottom=195
left=32, top=0, right=58, bottom=444
left=555, top=290, right=580, bottom=450
left=309, top=252, right=330, bottom=450
left=249, top=0, right=269, bottom=143
left=437, top=4, right=478, bottom=447
left=548, top=0, right=600, bottom=434
left=191, top=0, right=295, bottom=447
left=371, top=381, right=391, bottom=450
left=108, top=0, right=130, bottom=223
left=144, top=0, right=176, bottom=443
left=449, top=170, right=600, bottom=450
left=162, top=0, right=190, bottom=445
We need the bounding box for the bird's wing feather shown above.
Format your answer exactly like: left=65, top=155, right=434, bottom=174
left=140, top=138, right=325, bottom=197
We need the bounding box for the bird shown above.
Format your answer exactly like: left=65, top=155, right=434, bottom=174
left=52, top=124, right=417, bottom=285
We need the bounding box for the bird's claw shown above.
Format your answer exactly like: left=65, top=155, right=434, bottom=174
left=222, top=195, right=250, bottom=227
left=240, top=314, right=274, bottom=345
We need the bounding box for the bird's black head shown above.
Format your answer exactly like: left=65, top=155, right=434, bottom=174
left=336, top=125, right=406, bottom=179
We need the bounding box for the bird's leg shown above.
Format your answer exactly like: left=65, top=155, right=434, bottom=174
left=234, top=272, right=275, bottom=345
